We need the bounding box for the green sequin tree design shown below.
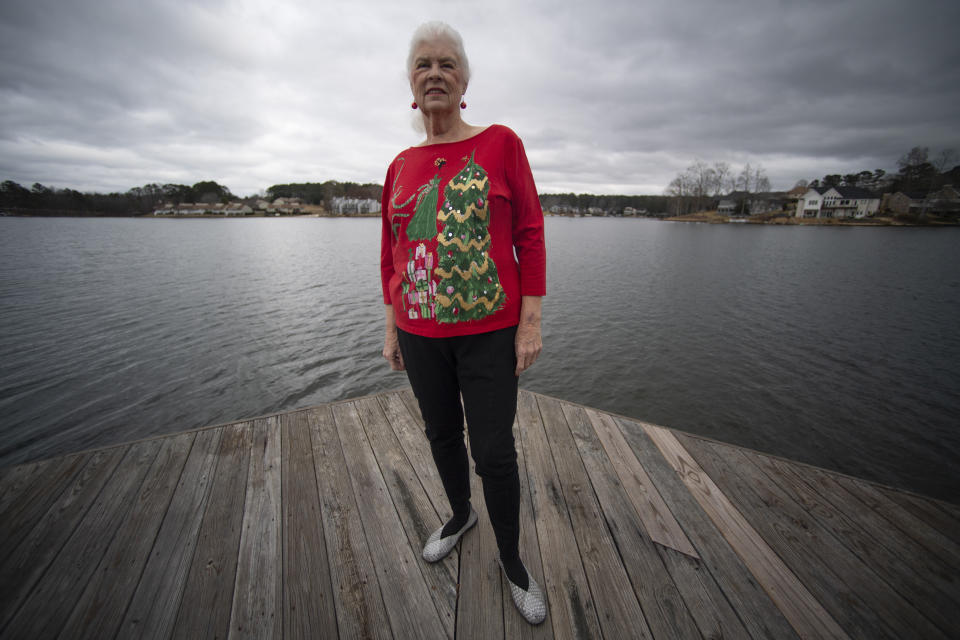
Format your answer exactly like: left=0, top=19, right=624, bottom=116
left=434, top=153, right=504, bottom=322
left=405, top=175, right=441, bottom=241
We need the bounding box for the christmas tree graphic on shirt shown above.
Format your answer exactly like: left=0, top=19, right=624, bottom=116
left=433, top=153, right=505, bottom=323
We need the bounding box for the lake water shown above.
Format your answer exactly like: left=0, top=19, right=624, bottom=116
left=1, top=217, right=958, bottom=503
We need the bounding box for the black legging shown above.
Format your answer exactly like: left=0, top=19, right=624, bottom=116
left=397, top=325, right=521, bottom=562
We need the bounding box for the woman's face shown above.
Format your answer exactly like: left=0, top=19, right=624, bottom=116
left=409, top=37, right=466, bottom=114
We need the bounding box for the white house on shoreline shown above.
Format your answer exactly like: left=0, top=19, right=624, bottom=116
left=153, top=202, right=255, bottom=216
left=796, top=186, right=880, bottom=219
left=329, top=197, right=380, bottom=215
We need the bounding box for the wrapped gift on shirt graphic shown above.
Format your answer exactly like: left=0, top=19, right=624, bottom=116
left=403, top=242, right=437, bottom=320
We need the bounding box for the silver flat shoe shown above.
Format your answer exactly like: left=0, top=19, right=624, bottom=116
left=422, top=507, right=478, bottom=562
left=498, top=558, right=547, bottom=625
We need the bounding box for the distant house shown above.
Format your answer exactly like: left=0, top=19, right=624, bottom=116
left=717, top=199, right=737, bottom=215
left=882, top=191, right=926, bottom=216
left=720, top=191, right=787, bottom=216
left=224, top=203, right=254, bottom=216
left=176, top=203, right=209, bottom=215
left=797, top=190, right=821, bottom=218
left=784, top=185, right=807, bottom=214
left=926, top=185, right=960, bottom=216
left=886, top=185, right=960, bottom=217
left=153, top=202, right=177, bottom=216
left=330, top=197, right=380, bottom=215
left=796, top=186, right=879, bottom=218
left=153, top=201, right=255, bottom=216
left=748, top=192, right=788, bottom=214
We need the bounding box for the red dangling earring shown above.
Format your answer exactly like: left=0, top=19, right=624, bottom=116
left=460, top=100, right=467, bottom=109
left=411, top=101, right=418, bottom=109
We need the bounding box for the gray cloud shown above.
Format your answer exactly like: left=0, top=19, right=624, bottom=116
left=1, top=0, right=958, bottom=196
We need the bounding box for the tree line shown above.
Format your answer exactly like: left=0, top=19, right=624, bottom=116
left=0, top=179, right=388, bottom=215
left=802, top=147, right=959, bottom=194
left=666, top=161, right=770, bottom=215
left=265, top=181, right=383, bottom=205
left=538, top=193, right=672, bottom=215
left=0, top=180, right=235, bottom=216
left=6, top=147, right=956, bottom=217
left=2, top=176, right=674, bottom=216
left=665, top=147, right=959, bottom=216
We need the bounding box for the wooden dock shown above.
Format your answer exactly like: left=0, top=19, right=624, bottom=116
left=1, top=389, right=958, bottom=639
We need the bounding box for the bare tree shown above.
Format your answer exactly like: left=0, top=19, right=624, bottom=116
left=754, top=166, right=770, bottom=193
left=669, top=158, right=771, bottom=215
left=898, top=146, right=929, bottom=172
left=736, top=162, right=753, bottom=193
left=666, top=173, right=691, bottom=215
left=933, top=148, right=957, bottom=174
left=689, top=160, right=717, bottom=211
left=713, top=161, right=732, bottom=196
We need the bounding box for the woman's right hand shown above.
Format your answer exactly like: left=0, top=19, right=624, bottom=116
left=383, top=330, right=405, bottom=371
left=382, top=305, right=405, bottom=371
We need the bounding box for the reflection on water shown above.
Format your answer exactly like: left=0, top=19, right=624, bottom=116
left=1, top=217, right=958, bottom=503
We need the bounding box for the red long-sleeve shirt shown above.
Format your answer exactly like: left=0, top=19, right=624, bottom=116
left=381, top=124, right=546, bottom=338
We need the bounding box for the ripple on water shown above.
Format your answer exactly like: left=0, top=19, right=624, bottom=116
left=1, top=218, right=959, bottom=503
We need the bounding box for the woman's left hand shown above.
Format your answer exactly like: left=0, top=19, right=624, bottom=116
left=515, top=296, right=543, bottom=376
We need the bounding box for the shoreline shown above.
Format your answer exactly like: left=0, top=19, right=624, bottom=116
left=4, top=210, right=957, bottom=226
left=0, top=210, right=380, bottom=219
left=659, top=211, right=959, bottom=227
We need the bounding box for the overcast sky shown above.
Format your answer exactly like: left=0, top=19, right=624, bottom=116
left=1, top=0, right=958, bottom=196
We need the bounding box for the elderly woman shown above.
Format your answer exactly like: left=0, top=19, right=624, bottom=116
left=380, top=21, right=547, bottom=625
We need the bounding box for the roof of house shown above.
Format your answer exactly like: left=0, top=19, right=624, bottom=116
left=723, top=191, right=786, bottom=200
left=894, top=191, right=927, bottom=200
left=813, top=186, right=879, bottom=199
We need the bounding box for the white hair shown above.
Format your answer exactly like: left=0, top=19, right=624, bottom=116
left=406, top=21, right=471, bottom=84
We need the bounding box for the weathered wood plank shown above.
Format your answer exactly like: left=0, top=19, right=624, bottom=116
left=116, top=427, right=223, bottom=640
left=616, top=417, right=800, bottom=640
left=536, top=395, right=653, bottom=639
left=0, top=458, right=46, bottom=518
left=0, top=453, right=88, bottom=565
left=63, top=433, right=194, bottom=640
left=378, top=391, right=450, bottom=519
left=681, top=434, right=948, bottom=640
left=228, top=416, right=283, bottom=639
left=0, top=446, right=126, bottom=631
left=643, top=424, right=848, bottom=640
left=169, top=422, right=253, bottom=640
left=584, top=406, right=698, bottom=558
left=4, top=439, right=162, bottom=638
left=333, top=401, right=448, bottom=639
left=505, top=402, right=552, bottom=640
left=822, top=470, right=960, bottom=571
left=308, top=404, right=391, bottom=640
left=0, top=453, right=78, bottom=513
left=2, top=389, right=955, bottom=640
left=280, top=410, right=338, bottom=640
left=0, top=453, right=75, bottom=525
left=878, top=488, right=960, bottom=542
left=559, top=402, right=711, bottom=640
left=516, top=391, right=602, bottom=640
left=457, top=439, right=505, bottom=640
left=355, top=395, right=457, bottom=636
left=752, top=448, right=960, bottom=629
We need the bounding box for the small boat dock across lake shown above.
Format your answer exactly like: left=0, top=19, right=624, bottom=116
left=1, top=389, right=958, bottom=639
